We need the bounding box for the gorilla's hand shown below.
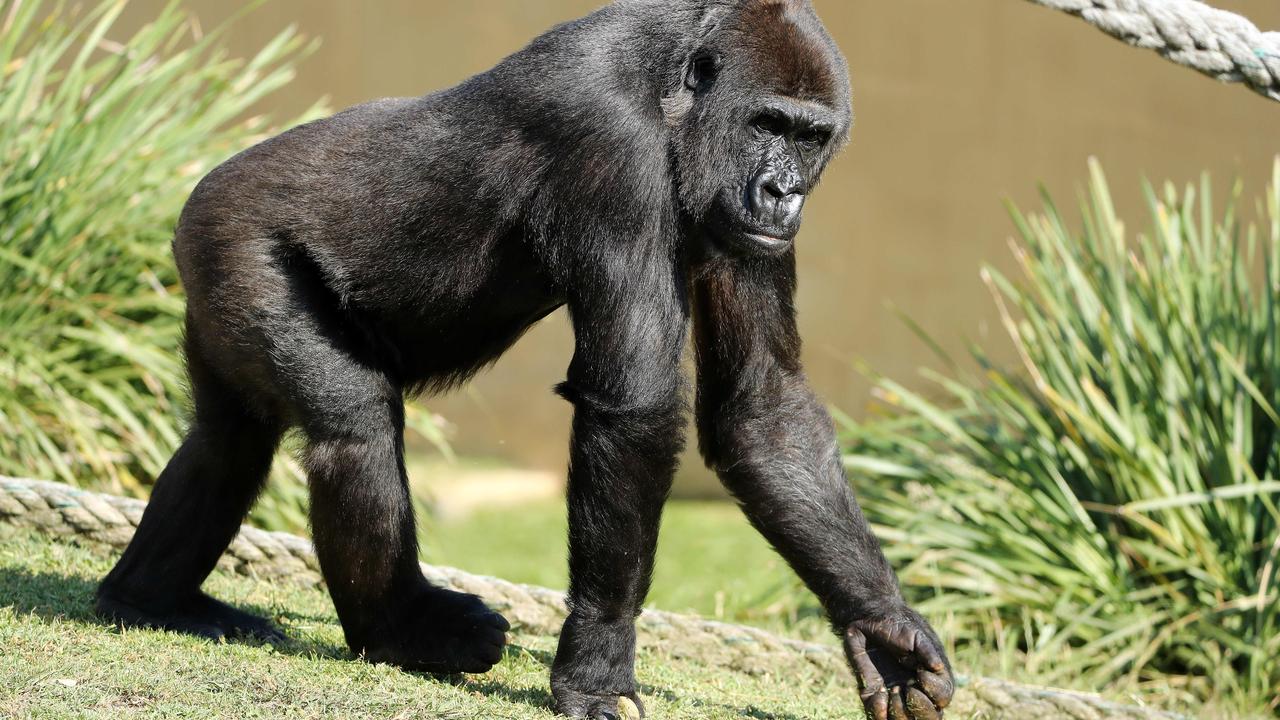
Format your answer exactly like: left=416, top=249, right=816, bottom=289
left=842, top=608, right=954, bottom=720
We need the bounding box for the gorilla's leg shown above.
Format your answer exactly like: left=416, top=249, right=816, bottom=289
left=291, top=345, right=508, bottom=674
left=96, top=349, right=284, bottom=641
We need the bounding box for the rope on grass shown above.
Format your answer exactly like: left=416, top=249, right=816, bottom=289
left=0, top=475, right=840, bottom=674
left=0, top=475, right=1187, bottom=719
left=1024, top=0, right=1280, bottom=102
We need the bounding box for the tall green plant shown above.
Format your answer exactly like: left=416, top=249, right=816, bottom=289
left=0, top=1, right=333, bottom=529
left=845, top=160, right=1280, bottom=713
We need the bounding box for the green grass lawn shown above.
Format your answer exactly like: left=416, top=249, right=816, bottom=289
left=0, top=523, right=871, bottom=719
left=424, top=499, right=1238, bottom=719
left=2, top=509, right=1225, bottom=719
left=425, top=499, right=830, bottom=641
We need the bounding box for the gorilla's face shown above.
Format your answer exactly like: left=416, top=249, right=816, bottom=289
left=669, top=0, right=851, bottom=258
left=704, top=93, right=841, bottom=257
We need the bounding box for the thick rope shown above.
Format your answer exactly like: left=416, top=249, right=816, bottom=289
left=0, top=475, right=1184, bottom=719
left=0, top=476, right=841, bottom=672
left=1025, top=0, right=1280, bottom=102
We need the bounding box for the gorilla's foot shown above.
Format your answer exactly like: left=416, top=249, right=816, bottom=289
left=553, top=688, right=645, bottom=720
left=95, top=589, right=285, bottom=643
left=360, top=588, right=509, bottom=675
left=551, top=613, right=644, bottom=718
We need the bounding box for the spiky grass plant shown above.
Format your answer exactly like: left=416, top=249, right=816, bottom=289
left=0, top=0, right=351, bottom=532
left=844, top=160, right=1280, bottom=714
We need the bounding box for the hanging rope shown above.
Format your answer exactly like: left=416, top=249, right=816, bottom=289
left=1025, top=0, right=1280, bottom=102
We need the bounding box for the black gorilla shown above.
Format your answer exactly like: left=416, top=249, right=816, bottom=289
left=96, top=1, right=953, bottom=718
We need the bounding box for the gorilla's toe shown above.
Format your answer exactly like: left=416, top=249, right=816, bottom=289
left=360, top=588, right=509, bottom=675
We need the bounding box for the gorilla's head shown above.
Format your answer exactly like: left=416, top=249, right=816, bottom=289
left=665, top=0, right=851, bottom=258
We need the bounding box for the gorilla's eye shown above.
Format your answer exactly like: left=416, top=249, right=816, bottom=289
left=685, top=53, right=720, bottom=92
left=796, top=128, right=830, bottom=150
left=751, top=112, right=788, bottom=137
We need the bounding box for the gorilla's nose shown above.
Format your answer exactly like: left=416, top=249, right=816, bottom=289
left=750, top=172, right=806, bottom=230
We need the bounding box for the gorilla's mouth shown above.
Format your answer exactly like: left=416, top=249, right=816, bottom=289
left=706, top=188, right=799, bottom=257
left=744, top=233, right=791, bottom=251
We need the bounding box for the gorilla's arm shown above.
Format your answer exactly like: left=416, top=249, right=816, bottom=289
left=550, top=245, right=689, bottom=718
left=692, top=255, right=954, bottom=720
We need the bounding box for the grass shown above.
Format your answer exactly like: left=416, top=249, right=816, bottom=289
left=0, top=523, right=874, bottom=720
left=844, top=160, right=1280, bottom=716
left=424, top=497, right=1236, bottom=717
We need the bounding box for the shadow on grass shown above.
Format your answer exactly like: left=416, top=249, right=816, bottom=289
left=460, top=675, right=809, bottom=720
left=468, top=642, right=812, bottom=720
left=640, top=684, right=813, bottom=720
left=456, top=676, right=556, bottom=713
left=0, top=566, right=99, bottom=622
left=0, top=566, right=349, bottom=661
left=0, top=566, right=813, bottom=719
left=0, top=567, right=547, bottom=711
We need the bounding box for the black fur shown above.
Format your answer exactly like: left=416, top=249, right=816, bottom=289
left=96, top=1, right=953, bottom=717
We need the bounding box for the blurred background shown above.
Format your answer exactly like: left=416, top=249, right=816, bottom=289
left=122, top=0, right=1280, bottom=494
left=5, top=1, right=1279, bottom=714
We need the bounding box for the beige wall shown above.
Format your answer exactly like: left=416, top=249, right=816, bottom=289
left=130, top=0, right=1280, bottom=489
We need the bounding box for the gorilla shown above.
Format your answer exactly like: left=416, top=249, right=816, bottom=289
left=95, top=1, right=954, bottom=718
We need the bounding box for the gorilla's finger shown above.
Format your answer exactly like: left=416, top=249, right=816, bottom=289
left=861, top=689, right=889, bottom=720
left=913, top=634, right=948, bottom=675
left=904, top=686, right=941, bottom=720
left=474, top=611, right=510, bottom=632
left=845, top=630, right=886, bottom=698
left=475, top=624, right=507, bottom=649
left=917, top=669, right=953, bottom=709
left=462, top=609, right=505, bottom=629
left=475, top=642, right=504, bottom=665
left=457, top=657, right=496, bottom=674
left=843, top=626, right=867, bottom=655
left=888, top=688, right=910, bottom=720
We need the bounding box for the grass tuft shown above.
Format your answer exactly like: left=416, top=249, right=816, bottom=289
left=844, top=159, right=1280, bottom=715
left=0, top=0, right=326, bottom=530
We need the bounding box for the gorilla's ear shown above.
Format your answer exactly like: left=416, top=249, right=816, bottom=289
left=684, top=51, right=720, bottom=92
left=661, top=48, right=720, bottom=126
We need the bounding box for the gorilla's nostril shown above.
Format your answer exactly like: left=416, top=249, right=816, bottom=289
left=779, top=194, right=804, bottom=226
left=763, top=179, right=786, bottom=200
left=749, top=177, right=777, bottom=215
